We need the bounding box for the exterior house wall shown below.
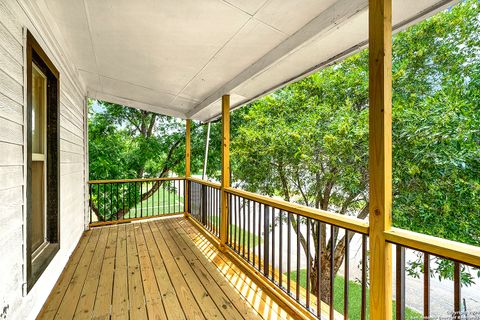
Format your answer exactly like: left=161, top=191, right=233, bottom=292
left=0, top=0, right=87, bottom=319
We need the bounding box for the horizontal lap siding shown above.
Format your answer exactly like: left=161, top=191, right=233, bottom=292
left=0, top=5, right=25, bottom=319
left=0, top=0, right=87, bottom=319
left=0, top=92, right=23, bottom=124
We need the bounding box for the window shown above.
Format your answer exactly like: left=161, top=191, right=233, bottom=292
left=26, top=31, right=60, bottom=291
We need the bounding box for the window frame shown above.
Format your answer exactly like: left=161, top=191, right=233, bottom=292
left=25, top=31, right=60, bottom=292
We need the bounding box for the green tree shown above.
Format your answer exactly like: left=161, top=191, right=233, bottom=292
left=232, top=54, right=370, bottom=300
left=88, top=101, right=206, bottom=220
left=230, top=0, right=479, bottom=301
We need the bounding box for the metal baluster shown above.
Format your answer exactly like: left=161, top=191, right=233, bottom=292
left=110, top=183, right=113, bottom=221
left=252, top=200, right=256, bottom=268
left=162, top=180, right=165, bottom=214
left=317, top=221, right=322, bottom=317
left=209, top=187, right=212, bottom=231
left=258, top=202, right=261, bottom=270
left=454, top=261, right=461, bottom=319
left=140, top=182, right=143, bottom=217
left=242, top=197, right=246, bottom=258
left=361, top=234, right=367, bottom=320
left=208, top=187, right=210, bottom=229
left=122, top=183, right=125, bottom=217
left=228, top=194, right=232, bottom=246
left=236, top=196, right=240, bottom=252
left=330, top=225, right=335, bottom=320
left=424, top=252, right=430, bottom=319
left=396, top=245, right=406, bottom=320
left=234, top=195, right=238, bottom=250
left=207, top=187, right=210, bottom=230
left=287, top=212, right=291, bottom=294
left=247, top=199, right=251, bottom=262
left=128, top=183, right=131, bottom=218
left=116, top=183, right=119, bottom=220
left=89, top=184, right=92, bottom=224
left=202, top=184, right=207, bottom=226
left=134, top=183, right=136, bottom=218
left=306, top=218, right=311, bottom=309
left=271, top=207, right=275, bottom=281
left=145, top=181, right=149, bottom=216
left=97, top=184, right=101, bottom=221
left=296, top=215, right=301, bottom=302
left=158, top=180, right=160, bottom=215
left=263, top=205, right=270, bottom=277
left=344, top=229, right=350, bottom=319
left=279, top=210, right=283, bottom=289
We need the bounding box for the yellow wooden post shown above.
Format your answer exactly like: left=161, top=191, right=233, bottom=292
left=219, top=95, right=230, bottom=251
left=185, top=119, right=191, bottom=217
left=368, top=0, right=393, bottom=318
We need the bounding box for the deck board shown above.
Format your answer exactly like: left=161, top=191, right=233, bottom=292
left=93, top=226, right=118, bottom=319
left=162, top=219, right=247, bottom=320
left=175, top=218, right=296, bottom=320
left=38, top=216, right=293, bottom=320
left=111, top=225, right=129, bottom=320
left=125, top=224, right=148, bottom=319
left=54, top=228, right=102, bottom=320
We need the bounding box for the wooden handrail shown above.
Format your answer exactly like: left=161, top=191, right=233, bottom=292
left=88, top=177, right=185, bottom=184
left=385, top=228, right=480, bottom=268
left=187, top=177, right=221, bottom=189
left=224, top=186, right=369, bottom=235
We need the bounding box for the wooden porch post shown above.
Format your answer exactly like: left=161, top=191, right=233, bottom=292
left=185, top=119, right=191, bottom=216
left=368, top=0, right=393, bottom=318
left=219, top=95, right=230, bottom=251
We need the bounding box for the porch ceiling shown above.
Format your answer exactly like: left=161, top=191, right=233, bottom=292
left=41, top=0, right=454, bottom=121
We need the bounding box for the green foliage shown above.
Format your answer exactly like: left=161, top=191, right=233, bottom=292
left=229, top=0, right=479, bottom=283
left=391, top=0, right=480, bottom=246
left=231, top=53, right=370, bottom=214
left=88, top=1, right=479, bottom=281
left=88, top=101, right=190, bottom=220
left=88, top=101, right=187, bottom=180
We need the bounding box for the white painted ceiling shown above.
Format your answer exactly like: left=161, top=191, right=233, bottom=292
left=40, top=0, right=454, bottom=121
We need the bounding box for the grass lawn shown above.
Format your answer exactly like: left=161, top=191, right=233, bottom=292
left=207, top=216, right=262, bottom=248
left=288, top=270, right=422, bottom=320
left=229, top=223, right=262, bottom=248
left=125, top=184, right=184, bottom=218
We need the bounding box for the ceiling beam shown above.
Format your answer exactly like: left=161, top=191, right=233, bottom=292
left=186, top=0, right=368, bottom=119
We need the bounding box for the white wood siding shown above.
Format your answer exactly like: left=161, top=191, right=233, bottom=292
left=0, top=0, right=87, bottom=319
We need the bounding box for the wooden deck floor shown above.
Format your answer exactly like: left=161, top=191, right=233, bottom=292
left=38, top=216, right=295, bottom=320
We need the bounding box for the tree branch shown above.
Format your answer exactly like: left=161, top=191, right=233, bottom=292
left=147, top=114, right=157, bottom=138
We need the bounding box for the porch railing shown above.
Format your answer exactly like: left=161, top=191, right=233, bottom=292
left=389, top=229, right=480, bottom=319
left=88, top=177, right=185, bottom=226
left=186, top=178, right=480, bottom=320
left=188, top=178, right=221, bottom=238
left=225, top=187, right=369, bottom=320
left=87, top=177, right=480, bottom=319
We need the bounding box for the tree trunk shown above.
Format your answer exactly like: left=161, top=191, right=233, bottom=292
left=308, top=229, right=354, bottom=304
left=309, top=250, right=342, bottom=304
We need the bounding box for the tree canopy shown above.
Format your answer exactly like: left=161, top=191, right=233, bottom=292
left=88, top=0, right=479, bottom=287
left=229, top=0, right=479, bottom=246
